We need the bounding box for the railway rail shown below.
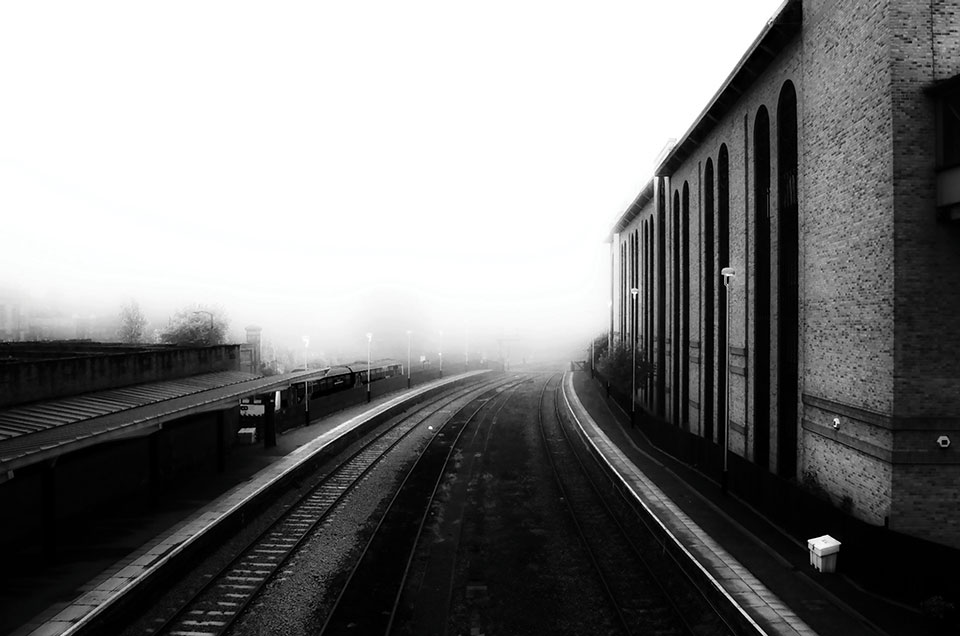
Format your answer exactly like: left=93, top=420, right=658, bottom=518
left=142, top=375, right=513, bottom=636
left=318, top=376, right=527, bottom=635
left=538, top=373, right=726, bottom=636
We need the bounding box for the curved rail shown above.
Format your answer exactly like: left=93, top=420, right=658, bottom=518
left=150, top=377, right=508, bottom=636
left=537, top=373, right=634, bottom=634
left=554, top=375, right=732, bottom=635
left=538, top=372, right=699, bottom=636
left=384, top=377, right=524, bottom=635
left=319, top=377, right=527, bottom=636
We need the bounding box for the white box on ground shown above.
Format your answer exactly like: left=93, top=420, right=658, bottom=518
left=807, top=534, right=841, bottom=573
left=237, top=427, right=258, bottom=444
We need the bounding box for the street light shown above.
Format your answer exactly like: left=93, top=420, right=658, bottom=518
left=720, top=267, right=736, bottom=494
left=438, top=330, right=443, bottom=377
left=406, top=330, right=412, bottom=389
left=302, top=335, right=310, bottom=371
left=366, top=332, right=373, bottom=403
left=630, top=287, right=639, bottom=428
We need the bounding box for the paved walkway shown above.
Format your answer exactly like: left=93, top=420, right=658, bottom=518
left=567, top=370, right=943, bottom=636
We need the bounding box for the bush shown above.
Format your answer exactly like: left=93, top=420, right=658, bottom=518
left=598, top=340, right=655, bottom=396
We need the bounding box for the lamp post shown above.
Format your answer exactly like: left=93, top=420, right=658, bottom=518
left=438, top=330, right=443, bottom=377
left=302, top=335, right=309, bottom=371
left=366, top=332, right=372, bottom=403
left=721, top=267, right=736, bottom=494
left=406, top=330, right=412, bottom=389
left=192, top=310, right=215, bottom=344
left=630, top=287, right=639, bottom=428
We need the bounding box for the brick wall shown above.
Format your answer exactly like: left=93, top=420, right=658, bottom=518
left=0, top=345, right=242, bottom=408
left=606, top=0, right=960, bottom=548
left=887, top=1, right=960, bottom=544
left=891, top=463, right=960, bottom=549
left=802, top=429, right=892, bottom=525
left=801, top=0, right=895, bottom=416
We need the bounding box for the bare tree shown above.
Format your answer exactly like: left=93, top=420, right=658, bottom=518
left=158, top=305, right=229, bottom=346
left=117, top=301, right=148, bottom=344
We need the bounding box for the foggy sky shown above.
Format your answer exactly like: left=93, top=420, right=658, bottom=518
left=0, top=0, right=783, bottom=361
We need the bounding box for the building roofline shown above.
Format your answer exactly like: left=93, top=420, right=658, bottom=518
left=609, top=178, right=655, bottom=241
left=606, top=0, right=801, bottom=241
left=0, top=368, right=331, bottom=474
left=654, top=0, right=802, bottom=177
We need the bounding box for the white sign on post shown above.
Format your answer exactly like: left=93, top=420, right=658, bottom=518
left=240, top=398, right=265, bottom=416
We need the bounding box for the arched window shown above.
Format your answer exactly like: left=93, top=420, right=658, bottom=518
left=681, top=181, right=691, bottom=428
left=624, top=240, right=629, bottom=338
left=632, top=229, right=639, bottom=344
left=657, top=181, right=667, bottom=417
left=673, top=189, right=681, bottom=424
left=703, top=159, right=715, bottom=443
left=717, top=145, right=730, bottom=452
left=646, top=217, right=655, bottom=405
left=754, top=106, right=771, bottom=469
left=777, top=81, right=799, bottom=479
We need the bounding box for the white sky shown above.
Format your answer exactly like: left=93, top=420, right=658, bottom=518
left=0, top=0, right=783, bottom=359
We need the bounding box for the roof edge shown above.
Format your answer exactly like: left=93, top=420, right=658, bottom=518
left=654, top=0, right=802, bottom=177
left=608, top=178, right=656, bottom=241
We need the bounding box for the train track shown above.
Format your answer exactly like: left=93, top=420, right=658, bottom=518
left=537, top=372, right=701, bottom=636
left=146, top=376, right=512, bottom=636
left=318, top=376, right=527, bottom=636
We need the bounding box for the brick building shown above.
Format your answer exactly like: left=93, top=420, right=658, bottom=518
left=608, top=0, right=960, bottom=549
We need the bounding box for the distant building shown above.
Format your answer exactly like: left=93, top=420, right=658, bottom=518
left=608, top=0, right=960, bottom=549
left=0, top=301, right=24, bottom=342
left=240, top=325, right=263, bottom=374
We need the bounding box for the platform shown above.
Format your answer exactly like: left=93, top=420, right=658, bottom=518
left=564, top=370, right=939, bottom=636
left=8, top=371, right=489, bottom=636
